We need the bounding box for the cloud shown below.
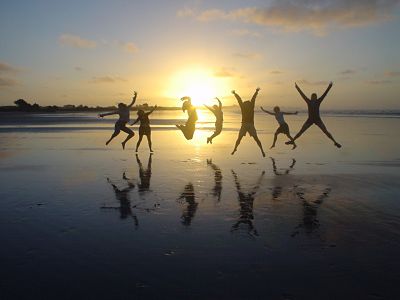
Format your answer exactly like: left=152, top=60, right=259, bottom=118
left=59, top=34, right=97, bottom=49
left=177, top=7, right=195, bottom=17
left=384, top=71, right=400, bottom=77
left=90, top=76, right=127, bottom=83
left=339, top=69, right=356, bottom=75
left=232, top=52, right=262, bottom=60
left=119, top=42, right=139, bottom=54
left=185, top=0, right=400, bottom=35
left=0, top=61, right=19, bottom=73
left=230, top=29, right=261, bottom=38
left=74, top=66, right=83, bottom=71
left=0, top=76, right=19, bottom=87
left=214, top=67, right=237, bottom=78
left=270, top=70, right=283, bottom=74
left=297, top=79, right=329, bottom=86
left=365, top=79, right=392, bottom=84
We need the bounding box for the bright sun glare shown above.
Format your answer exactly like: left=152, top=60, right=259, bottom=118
left=165, top=68, right=230, bottom=106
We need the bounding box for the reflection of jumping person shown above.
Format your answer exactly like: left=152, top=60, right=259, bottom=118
left=231, top=88, right=266, bottom=157
left=178, top=183, right=198, bottom=226
left=131, top=105, right=157, bottom=152
left=207, top=159, right=222, bottom=202
left=261, top=106, right=297, bottom=149
left=136, top=154, right=152, bottom=193
left=231, top=170, right=265, bottom=237
left=99, top=91, right=137, bottom=149
left=176, top=97, right=198, bottom=140
left=287, top=82, right=341, bottom=148
left=204, top=98, right=223, bottom=144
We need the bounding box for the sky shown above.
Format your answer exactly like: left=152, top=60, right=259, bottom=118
left=0, top=0, right=399, bottom=109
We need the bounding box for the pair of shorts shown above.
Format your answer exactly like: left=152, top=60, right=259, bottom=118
left=276, top=122, right=290, bottom=134
left=115, top=120, right=128, bottom=131
left=239, top=123, right=257, bottom=137
left=139, top=125, right=151, bottom=136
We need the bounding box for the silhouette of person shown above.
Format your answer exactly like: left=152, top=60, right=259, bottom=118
left=204, top=97, right=223, bottom=144
left=261, top=106, right=297, bottom=149
left=136, top=154, right=152, bottom=194
left=231, top=88, right=266, bottom=157
left=103, top=172, right=139, bottom=227
left=99, top=91, right=137, bottom=149
left=270, top=157, right=296, bottom=200
left=231, top=170, right=265, bottom=236
left=131, top=105, right=157, bottom=152
left=177, top=183, right=198, bottom=226
left=292, top=186, right=331, bottom=236
left=286, top=82, right=341, bottom=148
left=206, top=159, right=222, bottom=202
left=176, top=97, right=198, bottom=140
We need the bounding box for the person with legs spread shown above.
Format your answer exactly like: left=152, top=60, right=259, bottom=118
left=99, top=91, right=137, bottom=150
left=204, top=97, right=223, bottom=144
left=286, top=82, right=341, bottom=148
left=261, top=106, right=297, bottom=149
left=231, top=88, right=266, bottom=157
left=131, top=105, right=157, bottom=152
left=176, top=96, right=198, bottom=140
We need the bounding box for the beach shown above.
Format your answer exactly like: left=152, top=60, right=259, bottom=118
left=1, top=110, right=400, bottom=299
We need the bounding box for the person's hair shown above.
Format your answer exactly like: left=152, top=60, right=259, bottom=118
left=213, top=104, right=218, bottom=109
left=274, top=106, right=280, bottom=112
left=182, top=100, right=192, bottom=112
left=118, top=103, right=126, bottom=108
left=311, top=93, right=318, bottom=100
left=137, top=109, right=144, bottom=116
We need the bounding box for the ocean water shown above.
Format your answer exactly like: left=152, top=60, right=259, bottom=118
left=0, top=110, right=400, bottom=299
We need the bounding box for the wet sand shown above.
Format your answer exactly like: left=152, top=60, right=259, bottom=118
left=1, top=111, right=400, bottom=299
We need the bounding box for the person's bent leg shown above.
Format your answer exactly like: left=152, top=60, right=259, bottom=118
left=106, top=129, right=120, bottom=145
left=316, top=121, right=341, bottom=148
left=136, top=135, right=143, bottom=152
left=286, top=133, right=297, bottom=149
left=121, top=126, right=134, bottom=150
left=271, top=131, right=278, bottom=149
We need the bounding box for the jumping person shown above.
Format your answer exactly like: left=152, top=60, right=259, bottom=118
left=260, top=106, right=297, bottom=149
left=204, top=97, right=223, bottom=144
left=99, top=91, right=137, bottom=149
left=231, top=88, right=266, bottom=157
left=286, top=82, right=341, bottom=148
left=131, top=105, right=157, bottom=152
left=176, top=96, right=198, bottom=140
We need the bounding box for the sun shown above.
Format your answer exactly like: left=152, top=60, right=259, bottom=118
left=165, top=67, right=231, bottom=106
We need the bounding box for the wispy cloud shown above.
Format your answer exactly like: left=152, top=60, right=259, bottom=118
left=339, top=69, right=356, bottom=75
left=59, top=34, right=97, bottom=49
left=74, top=66, right=83, bottom=72
left=181, top=0, right=400, bottom=35
left=230, top=29, right=261, bottom=38
left=0, top=77, right=19, bottom=87
left=297, top=79, right=329, bottom=86
left=214, top=67, right=237, bottom=78
left=89, top=76, right=127, bottom=84
left=232, top=52, right=262, bottom=60
left=119, top=42, right=139, bottom=54
left=270, top=70, right=283, bottom=75
left=365, top=79, right=392, bottom=84
left=0, top=61, right=19, bottom=73
left=384, top=71, right=400, bottom=77
left=177, top=7, right=195, bottom=18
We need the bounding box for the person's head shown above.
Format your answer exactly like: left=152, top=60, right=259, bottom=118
left=213, top=104, right=219, bottom=110
left=274, top=106, right=280, bottom=113
left=118, top=103, right=127, bottom=109
left=311, top=93, right=318, bottom=101
left=242, top=101, right=252, bottom=109
left=182, top=100, right=192, bottom=112
left=137, top=109, right=144, bottom=116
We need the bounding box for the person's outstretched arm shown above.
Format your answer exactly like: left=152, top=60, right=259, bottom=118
left=131, top=117, right=140, bottom=126
left=295, top=83, right=310, bottom=103
left=251, top=87, right=260, bottom=104
left=204, top=104, right=213, bottom=112
left=216, top=97, right=222, bottom=109
left=231, top=90, right=243, bottom=106
left=127, top=91, right=137, bottom=108
left=318, top=82, right=333, bottom=102
left=146, top=105, right=158, bottom=115
left=260, top=107, right=274, bottom=115
left=282, top=111, right=298, bottom=115
left=99, top=111, right=118, bottom=117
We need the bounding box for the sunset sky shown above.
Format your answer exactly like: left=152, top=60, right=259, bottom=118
left=0, top=0, right=399, bottom=109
